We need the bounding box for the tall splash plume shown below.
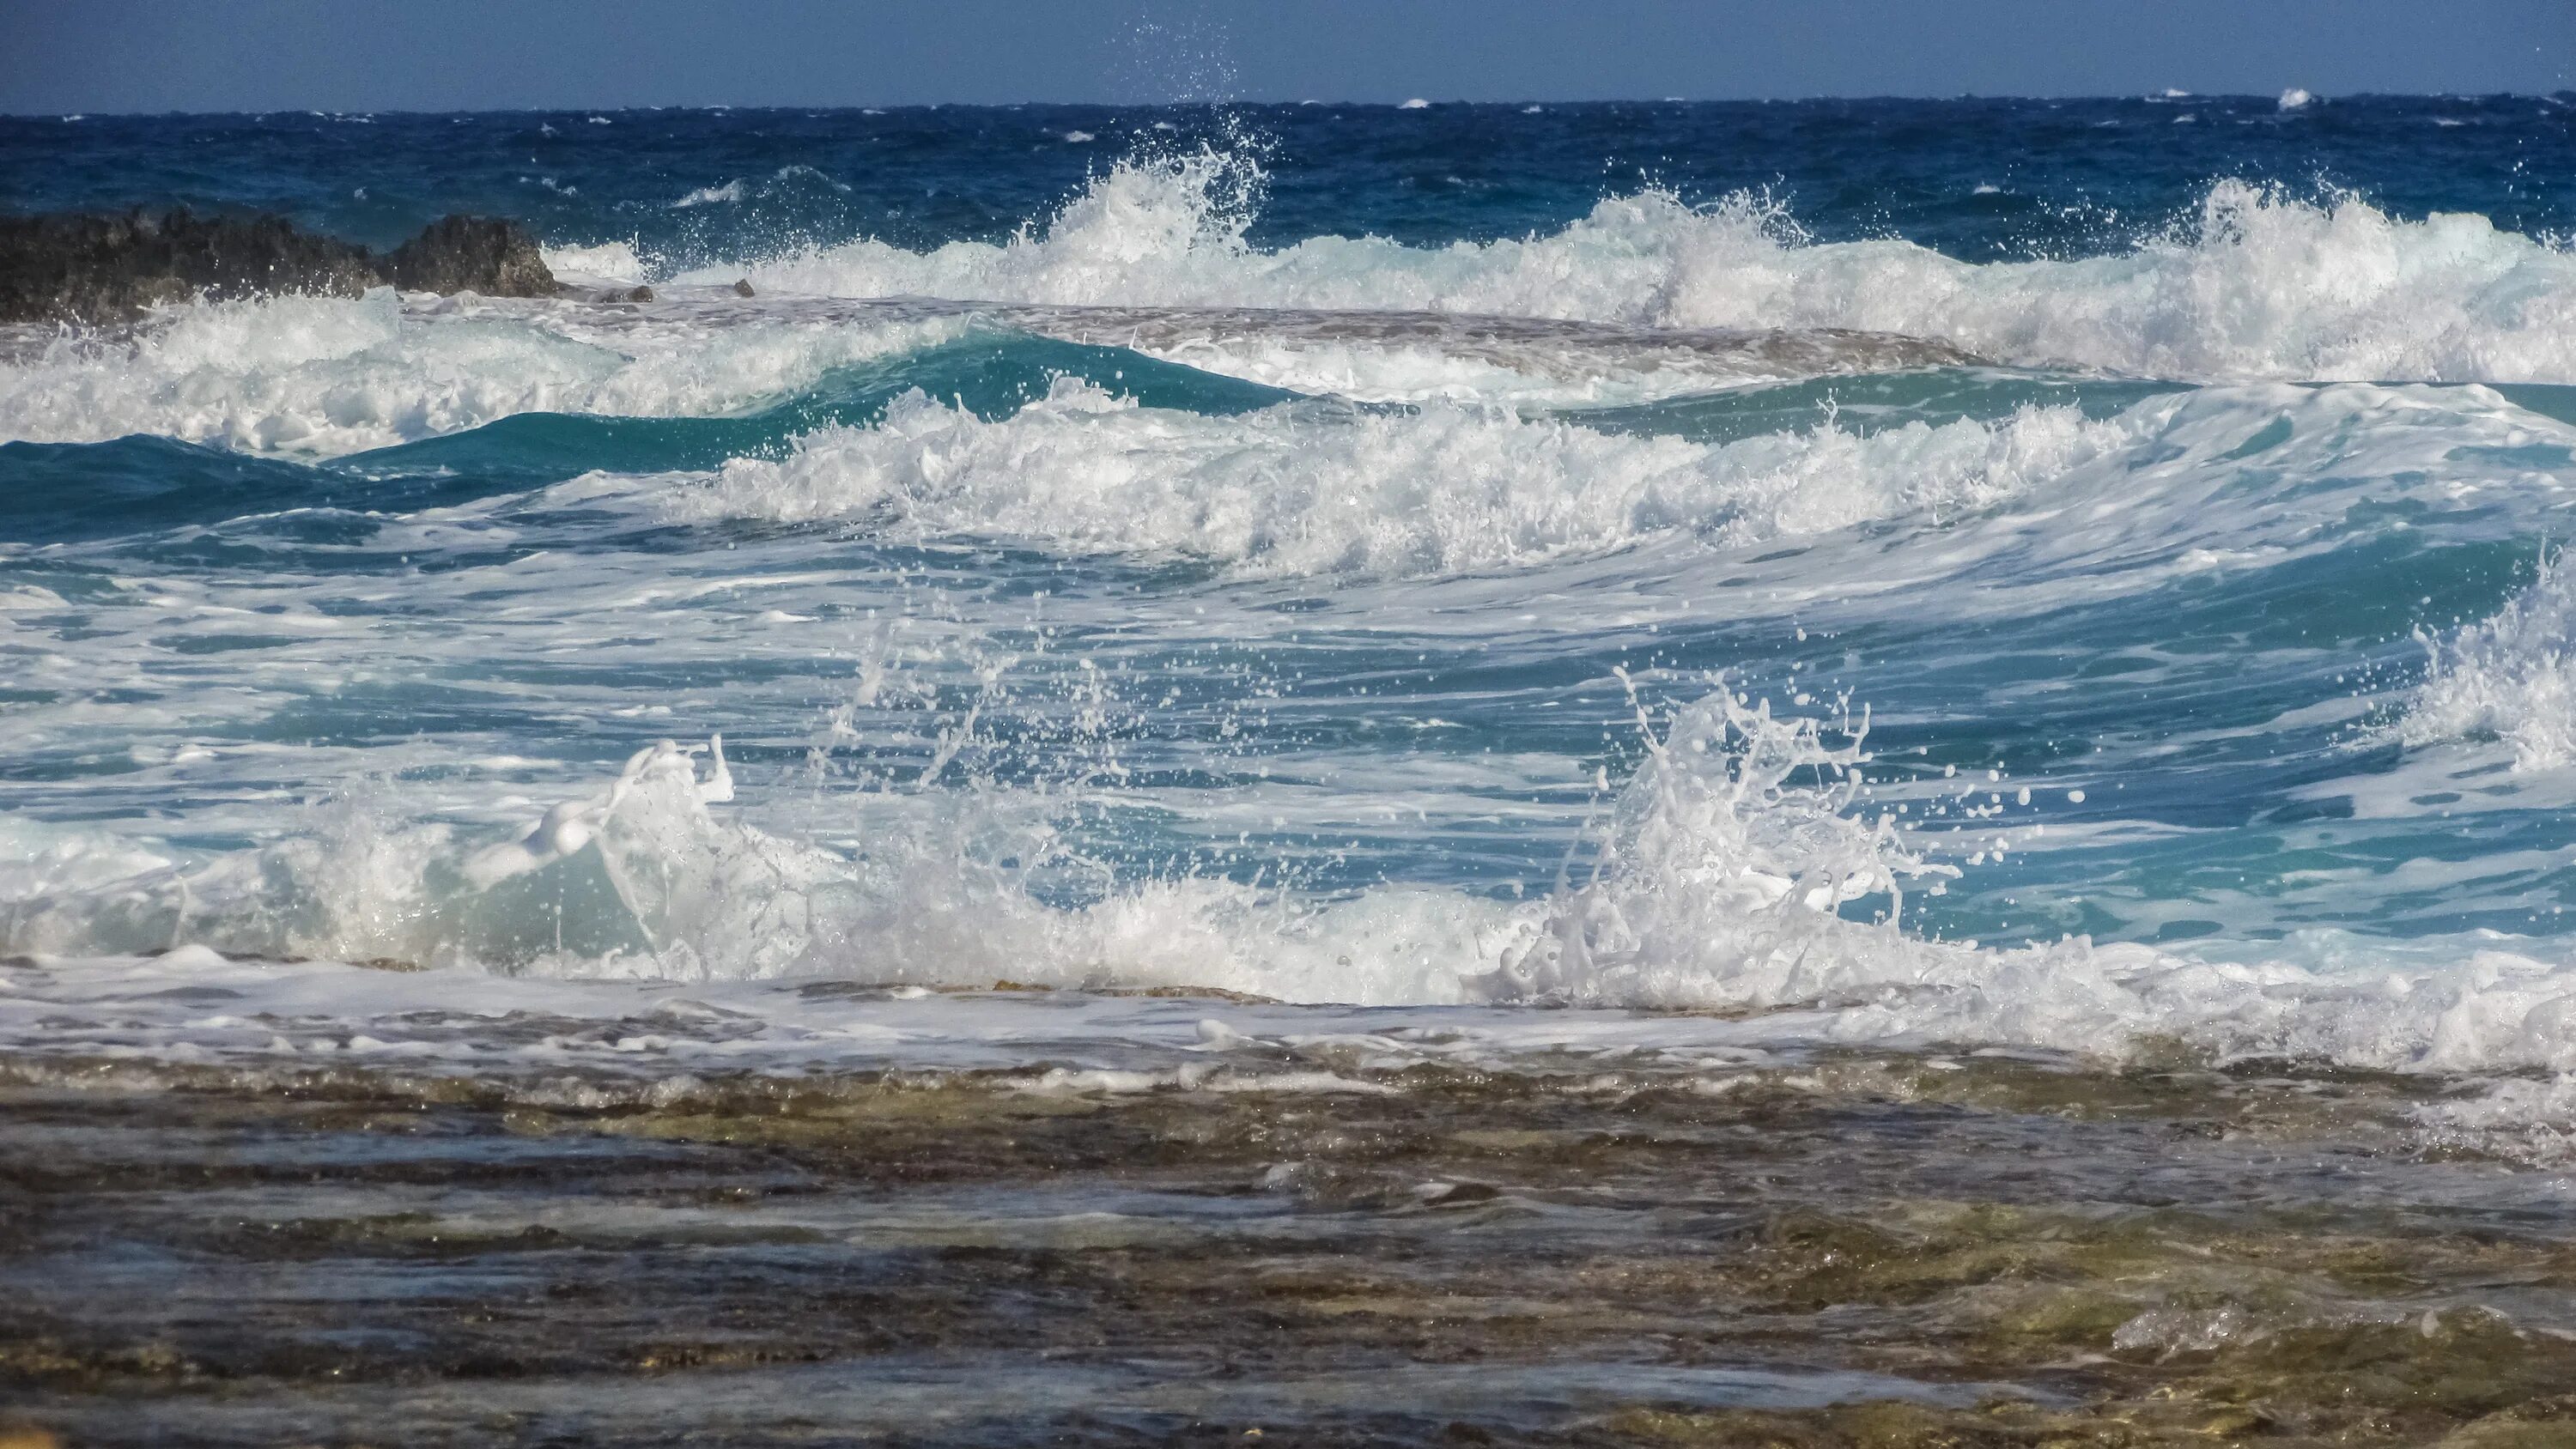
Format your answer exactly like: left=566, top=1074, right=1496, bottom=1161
left=1483, top=678, right=1958, bottom=1008
left=721, top=144, right=1270, bottom=312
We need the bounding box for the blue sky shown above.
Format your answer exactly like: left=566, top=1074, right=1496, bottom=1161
left=3, top=0, right=2570, bottom=113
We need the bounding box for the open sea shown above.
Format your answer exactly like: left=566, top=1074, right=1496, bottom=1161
left=11, top=96, right=2576, bottom=1446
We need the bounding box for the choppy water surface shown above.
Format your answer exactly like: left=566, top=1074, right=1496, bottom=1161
left=9, top=98, right=2576, bottom=1445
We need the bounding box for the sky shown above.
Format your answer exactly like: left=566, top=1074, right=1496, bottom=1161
left=2, top=0, right=2570, bottom=114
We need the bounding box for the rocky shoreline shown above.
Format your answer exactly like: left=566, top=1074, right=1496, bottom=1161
left=8, top=1035, right=2574, bottom=1448
left=0, top=209, right=559, bottom=324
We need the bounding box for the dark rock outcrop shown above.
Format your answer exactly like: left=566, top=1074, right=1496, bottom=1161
left=0, top=209, right=558, bottom=324
left=382, top=214, right=554, bottom=299
left=0, top=209, right=380, bottom=324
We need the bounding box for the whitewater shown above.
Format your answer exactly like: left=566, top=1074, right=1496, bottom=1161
left=9, top=105, right=2576, bottom=1114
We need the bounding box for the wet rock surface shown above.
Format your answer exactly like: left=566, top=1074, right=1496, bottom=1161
left=4, top=1035, right=2575, bottom=1447
left=0, top=209, right=556, bottom=324
left=380, top=214, right=555, bottom=299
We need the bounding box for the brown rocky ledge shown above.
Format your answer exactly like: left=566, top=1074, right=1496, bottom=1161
left=0, top=208, right=558, bottom=324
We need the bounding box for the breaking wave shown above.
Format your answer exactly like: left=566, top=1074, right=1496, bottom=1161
left=14, top=686, right=2576, bottom=1083
left=0, top=288, right=963, bottom=454
left=631, top=378, right=2575, bottom=591
left=649, top=376, right=2117, bottom=577
left=690, top=149, right=2576, bottom=385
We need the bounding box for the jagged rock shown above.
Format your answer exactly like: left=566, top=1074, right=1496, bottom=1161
left=0, top=209, right=380, bottom=324
left=733, top=278, right=756, bottom=297
left=0, top=208, right=558, bottom=324
left=381, top=215, right=555, bottom=298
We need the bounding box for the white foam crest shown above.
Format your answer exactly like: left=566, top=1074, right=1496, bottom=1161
left=0, top=802, right=447, bottom=968
left=1464, top=692, right=2576, bottom=1082
left=0, top=745, right=1503, bottom=1003
left=655, top=376, right=2120, bottom=577
left=20, top=681, right=2576, bottom=1084
left=540, top=239, right=647, bottom=282
left=2402, top=553, right=2576, bottom=771
left=0, top=290, right=963, bottom=455
left=694, top=155, right=2576, bottom=384
left=701, top=148, right=1268, bottom=306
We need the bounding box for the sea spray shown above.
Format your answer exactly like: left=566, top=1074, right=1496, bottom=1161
left=2403, top=548, right=2576, bottom=770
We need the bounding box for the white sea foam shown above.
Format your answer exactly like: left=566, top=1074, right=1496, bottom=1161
left=541, top=239, right=647, bottom=282
left=2403, top=553, right=2576, bottom=770
left=0, top=289, right=964, bottom=454
left=15, top=682, right=2576, bottom=1086
left=2414, top=1071, right=2576, bottom=1166
left=16, top=156, right=2570, bottom=457
left=684, top=151, right=2576, bottom=385
left=647, top=377, right=2576, bottom=597
left=653, top=375, right=2120, bottom=576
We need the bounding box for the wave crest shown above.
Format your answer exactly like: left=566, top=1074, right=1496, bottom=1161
left=655, top=376, right=2117, bottom=577
left=0, top=289, right=963, bottom=453
left=696, top=155, right=2576, bottom=385
left=18, top=686, right=2576, bottom=1086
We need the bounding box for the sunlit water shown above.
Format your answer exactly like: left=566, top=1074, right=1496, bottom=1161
left=9, top=99, right=2576, bottom=1445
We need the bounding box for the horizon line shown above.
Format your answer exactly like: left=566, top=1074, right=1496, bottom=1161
left=11, top=90, right=2575, bottom=121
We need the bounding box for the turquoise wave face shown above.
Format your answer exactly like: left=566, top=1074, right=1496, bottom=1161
left=343, top=333, right=1304, bottom=488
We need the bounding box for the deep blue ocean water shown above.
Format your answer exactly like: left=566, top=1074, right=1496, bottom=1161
left=9, top=96, right=2576, bottom=260
left=10, top=97, right=2576, bottom=1111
